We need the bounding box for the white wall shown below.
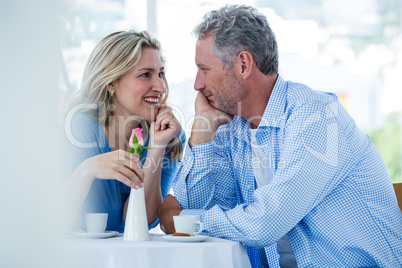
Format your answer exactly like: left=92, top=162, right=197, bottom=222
left=0, top=1, right=65, bottom=267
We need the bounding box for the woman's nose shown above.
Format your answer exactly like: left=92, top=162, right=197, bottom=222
left=153, top=76, right=166, bottom=94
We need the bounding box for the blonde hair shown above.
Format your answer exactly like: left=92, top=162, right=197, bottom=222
left=66, top=30, right=182, bottom=160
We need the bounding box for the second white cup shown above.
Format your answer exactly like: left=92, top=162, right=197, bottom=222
left=85, top=213, right=108, bottom=233
left=173, top=215, right=203, bottom=236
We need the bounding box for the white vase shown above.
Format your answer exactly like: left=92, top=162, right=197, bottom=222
left=123, top=187, right=150, bottom=241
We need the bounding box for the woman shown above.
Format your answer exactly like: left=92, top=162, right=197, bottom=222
left=63, top=30, right=185, bottom=232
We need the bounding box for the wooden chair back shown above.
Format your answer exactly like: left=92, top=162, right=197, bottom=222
left=393, top=183, right=402, bottom=212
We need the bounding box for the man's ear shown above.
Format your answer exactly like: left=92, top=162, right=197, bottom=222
left=237, top=51, right=253, bottom=80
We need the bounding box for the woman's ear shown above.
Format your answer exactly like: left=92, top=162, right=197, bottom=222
left=237, top=51, right=253, bottom=80
left=107, top=82, right=115, bottom=92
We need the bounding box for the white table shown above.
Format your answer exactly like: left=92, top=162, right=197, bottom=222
left=63, top=233, right=251, bottom=268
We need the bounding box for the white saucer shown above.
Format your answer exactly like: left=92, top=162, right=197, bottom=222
left=73, top=230, right=119, bottom=239
left=162, top=234, right=209, bottom=242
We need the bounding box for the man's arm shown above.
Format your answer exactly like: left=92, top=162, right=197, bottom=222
left=192, top=102, right=352, bottom=247
left=163, top=101, right=353, bottom=247
left=159, top=92, right=234, bottom=233
left=158, top=194, right=182, bottom=234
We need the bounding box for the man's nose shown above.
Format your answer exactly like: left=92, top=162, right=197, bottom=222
left=194, top=70, right=205, bottom=92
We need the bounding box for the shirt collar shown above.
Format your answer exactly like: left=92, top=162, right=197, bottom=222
left=230, top=75, right=287, bottom=138
left=258, top=74, right=287, bottom=128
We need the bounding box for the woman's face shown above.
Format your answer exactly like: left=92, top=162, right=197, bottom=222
left=111, top=48, right=166, bottom=121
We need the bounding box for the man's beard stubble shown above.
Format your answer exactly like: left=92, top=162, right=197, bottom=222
left=215, top=70, right=245, bottom=115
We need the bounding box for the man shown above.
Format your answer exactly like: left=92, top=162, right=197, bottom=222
left=159, top=5, right=402, bottom=267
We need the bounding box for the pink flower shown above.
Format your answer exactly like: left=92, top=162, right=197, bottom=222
left=134, top=128, right=144, bottom=146
left=129, top=128, right=150, bottom=157
left=129, top=128, right=144, bottom=147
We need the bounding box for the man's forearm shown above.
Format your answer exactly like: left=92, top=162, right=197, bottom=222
left=189, top=116, right=216, bottom=146
left=189, top=114, right=232, bottom=147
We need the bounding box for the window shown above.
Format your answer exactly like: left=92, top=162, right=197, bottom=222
left=61, top=0, right=402, bottom=182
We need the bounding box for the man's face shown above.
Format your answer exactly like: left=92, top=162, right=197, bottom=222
left=194, top=35, right=245, bottom=115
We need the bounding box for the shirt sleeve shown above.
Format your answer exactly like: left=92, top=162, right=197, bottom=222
left=173, top=123, right=238, bottom=215
left=177, top=101, right=355, bottom=248
left=62, top=113, right=106, bottom=180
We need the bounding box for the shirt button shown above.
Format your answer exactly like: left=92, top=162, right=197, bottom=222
left=247, top=185, right=252, bottom=189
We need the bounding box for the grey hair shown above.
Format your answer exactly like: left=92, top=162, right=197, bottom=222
left=193, top=4, right=278, bottom=75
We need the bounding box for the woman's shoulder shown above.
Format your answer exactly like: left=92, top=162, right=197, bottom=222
left=70, top=113, right=98, bottom=129
left=64, top=112, right=105, bottom=146
left=62, top=113, right=106, bottom=177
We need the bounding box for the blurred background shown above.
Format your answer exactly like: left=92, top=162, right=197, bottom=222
left=60, top=0, right=402, bottom=183
left=0, top=0, right=400, bottom=267
left=1, top=1, right=64, bottom=267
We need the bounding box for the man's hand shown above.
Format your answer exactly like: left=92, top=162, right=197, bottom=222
left=158, top=194, right=182, bottom=234
left=189, top=92, right=233, bottom=147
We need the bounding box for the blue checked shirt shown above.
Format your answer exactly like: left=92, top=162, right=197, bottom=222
left=173, top=75, right=402, bottom=267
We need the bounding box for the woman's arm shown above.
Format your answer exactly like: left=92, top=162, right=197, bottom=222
left=130, top=104, right=181, bottom=224
left=63, top=149, right=144, bottom=230
left=137, top=147, right=165, bottom=224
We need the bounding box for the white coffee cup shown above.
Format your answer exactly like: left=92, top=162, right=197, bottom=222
left=85, top=213, right=108, bottom=233
left=173, top=215, right=204, bottom=236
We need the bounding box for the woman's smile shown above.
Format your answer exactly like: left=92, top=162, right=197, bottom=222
left=143, top=96, right=160, bottom=107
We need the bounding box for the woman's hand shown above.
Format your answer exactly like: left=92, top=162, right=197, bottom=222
left=84, top=149, right=144, bottom=188
left=150, top=103, right=181, bottom=148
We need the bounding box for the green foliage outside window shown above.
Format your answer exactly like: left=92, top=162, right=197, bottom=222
left=366, top=112, right=402, bottom=183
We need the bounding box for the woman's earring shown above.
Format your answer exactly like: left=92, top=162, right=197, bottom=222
left=108, top=91, right=115, bottom=111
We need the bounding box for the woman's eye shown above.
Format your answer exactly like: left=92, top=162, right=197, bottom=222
left=158, top=72, right=165, bottom=78
left=140, top=72, right=150, bottom=78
